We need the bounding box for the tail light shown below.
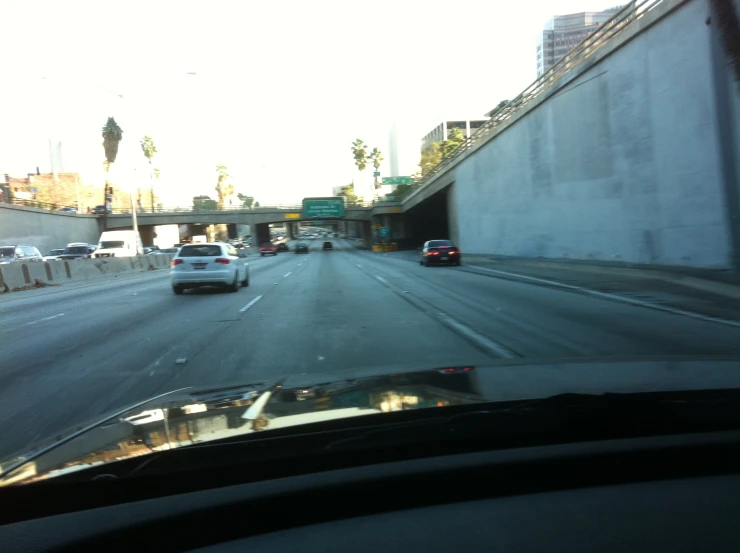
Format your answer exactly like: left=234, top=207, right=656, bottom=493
left=449, top=250, right=458, bottom=255
left=428, top=251, right=440, bottom=256
left=215, top=258, right=231, bottom=264
left=171, top=259, right=183, bottom=266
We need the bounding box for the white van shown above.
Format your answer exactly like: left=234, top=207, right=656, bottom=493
left=93, top=230, right=144, bottom=258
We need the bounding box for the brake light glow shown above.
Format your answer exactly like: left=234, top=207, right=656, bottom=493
left=428, top=251, right=439, bottom=256
left=215, top=258, right=231, bottom=264
left=449, top=250, right=458, bottom=255
left=171, top=259, right=183, bottom=266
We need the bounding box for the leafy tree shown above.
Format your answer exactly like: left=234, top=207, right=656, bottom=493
left=215, top=164, right=228, bottom=209
left=419, top=142, right=442, bottom=176
left=101, top=117, right=123, bottom=212
left=254, top=201, right=260, bottom=208
left=369, top=147, right=383, bottom=189
left=237, top=193, right=254, bottom=209
left=193, top=195, right=217, bottom=211
left=351, top=139, right=368, bottom=171
left=440, top=128, right=466, bottom=158
left=140, top=136, right=157, bottom=210
left=337, top=183, right=359, bottom=206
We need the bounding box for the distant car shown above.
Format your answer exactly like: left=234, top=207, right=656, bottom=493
left=322, top=241, right=333, bottom=250
left=170, top=242, right=249, bottom=295
left=92, top=205, right=112, bottom=215
left=148, top=247, right=179, bottom=255
left=43, top=248, right=65, bottom=261
left=276, top=243, right=289, bottom=252
left=58, top=207, right=77, bottom=214
left=0, top=245, right=43, bottom=264
left=420, top=240, right=461, bottom=267
left=58, top=243, right=95, bottom=260
left=295, top=243, right=309, bottom=254
left=259, top=243, right=277, bottom=256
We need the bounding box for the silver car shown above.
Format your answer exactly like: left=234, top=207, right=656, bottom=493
left=170, top=242, right=249, bottom=295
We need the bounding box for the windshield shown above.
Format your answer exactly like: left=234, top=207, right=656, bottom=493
left=3, top=0, right=740, bottom=487
left=99, top=241, right=125, bottom=249
left=179, top=245, right=221, bottom=257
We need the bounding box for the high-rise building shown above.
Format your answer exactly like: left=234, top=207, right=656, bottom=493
left=536, top=8, right=622, bottom=77
left=421, top=120, right=487, bottom=152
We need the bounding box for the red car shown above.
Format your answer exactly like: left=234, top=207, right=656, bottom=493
left=259, top=243, right=277, bottom=256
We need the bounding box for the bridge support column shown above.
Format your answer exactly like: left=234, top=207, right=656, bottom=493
left=286, top=223, right=296, bottom=240
left=255, top=223, right=271, bottom=246
left=138, top=225, right=155, bottom=247
left=358, top=220, right=372, bottom=249
left=227, top=223, right=238, bottom=240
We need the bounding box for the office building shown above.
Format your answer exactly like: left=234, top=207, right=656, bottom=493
left=536, top=7, right=622, bottom=77
left=421, top=120, right=487, bottom=152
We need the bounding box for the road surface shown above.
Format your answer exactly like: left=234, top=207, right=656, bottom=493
left=2, top=239, right=740, bottom=459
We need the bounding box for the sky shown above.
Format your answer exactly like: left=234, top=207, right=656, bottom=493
left=0, top=0, right=619, bottom=206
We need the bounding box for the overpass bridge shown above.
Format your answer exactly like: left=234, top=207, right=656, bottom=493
left=103, top=201, right=404, bottom=246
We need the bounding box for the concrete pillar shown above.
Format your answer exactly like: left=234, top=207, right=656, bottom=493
left=255, top=223, right=271, bottom=245
left=447, top=184, right=459, bottom=247
left=138, top=225, right=155, bottom=247
left=227, top=223, right=238, bottom=239
left=359, top=220, right=373, bottom=249
left=287, top=223, right=296, bottom=240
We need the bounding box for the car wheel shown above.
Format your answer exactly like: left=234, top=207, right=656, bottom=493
left=173, top=285, right=183, bottom=295
left=227, top=273, right=239, bottom=293
left=242, top=271, right=249, bottom=287
left=260, top=253, right=264, bottom=257
left=455, top=260, right=461, bottom=266
left=419, top=260, right=424, bottom=265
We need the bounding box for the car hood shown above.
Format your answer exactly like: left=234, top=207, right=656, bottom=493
left=2, top=356, right=740, bottom=485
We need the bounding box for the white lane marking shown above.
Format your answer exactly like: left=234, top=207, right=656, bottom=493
left=283, top=271, right=292, bottom=278
left=239, top=295, right=264, bottom=313
left=26, top=313, right=64, bottom=325
left=175, top=358, right=187, bottom=364
left=436, top=313, right=518, bottom=358
left=355, top=264, right=363, bottom=268
left=376, top=276, right=388, bottom=284
left=467, top=265, right=740, bottom=329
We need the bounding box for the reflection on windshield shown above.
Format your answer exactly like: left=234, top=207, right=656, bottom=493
left=0, top=368, right=481, bottom=484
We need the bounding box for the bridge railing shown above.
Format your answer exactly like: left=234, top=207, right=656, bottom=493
left=9, top=198, right=78, bottom=212
left=406, top=0, right=663, bottom=202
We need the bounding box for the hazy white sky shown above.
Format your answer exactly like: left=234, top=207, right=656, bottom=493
left=0, top=0, right=618, bottom=205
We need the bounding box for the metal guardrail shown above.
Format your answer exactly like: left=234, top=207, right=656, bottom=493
left=407, top=0, right=663, bottom=200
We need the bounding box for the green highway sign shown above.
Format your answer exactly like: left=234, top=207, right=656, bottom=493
left=379, top=227, right=390, bottom=237
left=302, top=197, right=345, bottom=219
left=373, top=171, right=380, bottom=177
left=382, top=176, right=414, bottom=185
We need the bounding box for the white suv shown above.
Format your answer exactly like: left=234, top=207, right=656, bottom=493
left=170, top=242, right=249, bottom=295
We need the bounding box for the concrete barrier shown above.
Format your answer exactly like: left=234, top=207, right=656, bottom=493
left=0, top=255, right=175, bottom=292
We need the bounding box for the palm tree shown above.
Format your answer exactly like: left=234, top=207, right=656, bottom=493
left=215, top=165, right=228, bottom=209
left=369, top=147, right=383, bottom=189
left=140, top=136, right=157, bottom=211
left=225, top=183, right=235, bottom=207
left=101, top=117, right=123, bottom=219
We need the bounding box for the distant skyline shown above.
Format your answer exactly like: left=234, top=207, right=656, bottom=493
left=0, top=0, right=619, bottom=205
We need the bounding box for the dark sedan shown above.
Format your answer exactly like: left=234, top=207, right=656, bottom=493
left=420, top=240, right=461, bottom=266
left=277, top=243, right=289, bottom=252
left=295, top=243, right=309, bottom=254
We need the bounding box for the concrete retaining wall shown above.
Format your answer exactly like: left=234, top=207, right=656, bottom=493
left=452, top=0, right=738, bottom=269
left=0, top=204, right=101, bottom=255
left=0, top=255, right=174, bottom=292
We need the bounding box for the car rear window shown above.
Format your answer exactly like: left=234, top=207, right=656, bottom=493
left=179, top=245, right=222, bottom=257
left=429, top=240, right=453, bottom=248
left=0, top=247, right=14, bottom=258
left=64, top=246, right=88, bottom=254
left=261, top=243, right=274, bottom=247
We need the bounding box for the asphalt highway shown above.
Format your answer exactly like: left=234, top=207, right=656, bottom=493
left=2, top=238, right=740, bottom=460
